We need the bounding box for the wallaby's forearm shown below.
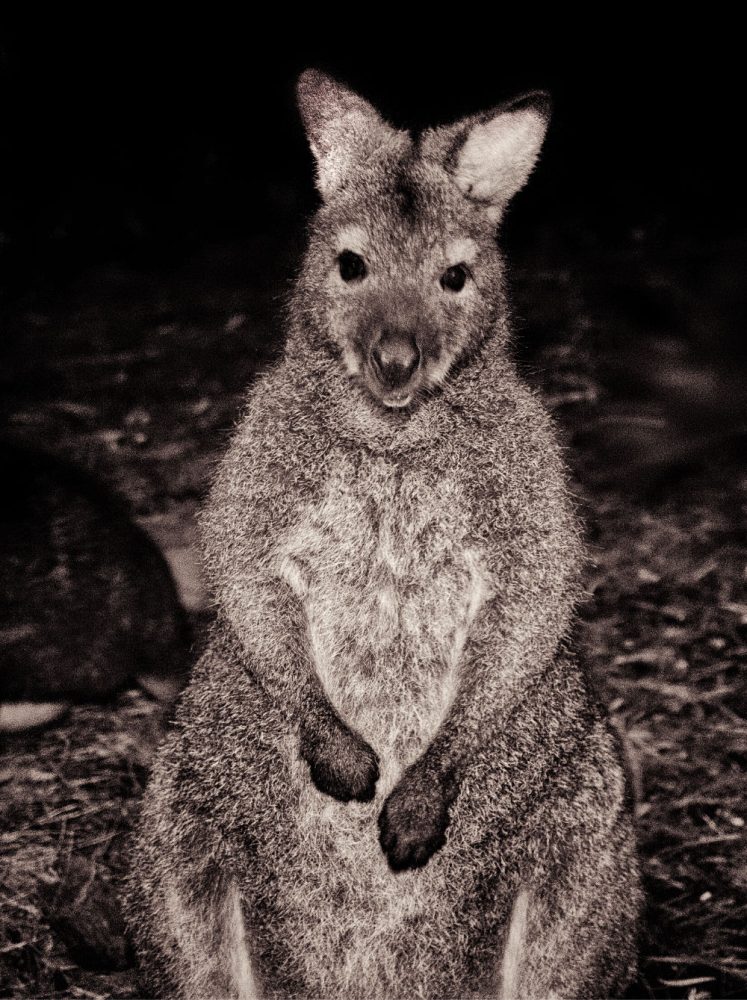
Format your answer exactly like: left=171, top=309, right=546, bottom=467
left=378, top=530, right=581, bottom=870
left=220, top=576, right=380, bottom=803
left=220, top=576, right=323, bottom=722
left=201, top=420, right=335, bottom=725
left=433, top=631, right=567, bottom=774
left=378, top=629, right=585, bottom=871
left=433, top=575, right=578, bottom=775
left=430, top=483, right=585, bottom=775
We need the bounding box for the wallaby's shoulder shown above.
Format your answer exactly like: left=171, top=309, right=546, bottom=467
left=204, top=361, right=327, bottom=504
left=436, top=364, right=574, bottom=496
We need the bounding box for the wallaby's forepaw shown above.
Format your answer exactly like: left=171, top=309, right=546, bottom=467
left=378, top=761, right=455, bottom=871
left=301, top=716, right=379, bottom=803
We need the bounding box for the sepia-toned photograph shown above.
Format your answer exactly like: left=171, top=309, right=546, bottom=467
left=1, top=19, right=744, bottom=1000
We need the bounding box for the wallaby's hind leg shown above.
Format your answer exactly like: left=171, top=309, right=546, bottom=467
left=498, top=890, right=563, bottom=1000
left=496, top=821, right=639, bottom=1000
left=223, top=884, right=262, bottom=1000
left=162, top=878, right=261, bottom=1000
left=126, top=757, right=263, bottom=1000
left=498, top=890, right=531, bottom=1000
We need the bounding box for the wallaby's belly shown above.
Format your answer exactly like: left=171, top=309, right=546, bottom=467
left=261, top=456, right=494, bottom=995
left=274, top=455, right=490, bottom=778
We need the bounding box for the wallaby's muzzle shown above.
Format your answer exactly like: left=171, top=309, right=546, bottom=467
left=369, top=332, right=421, bottom=406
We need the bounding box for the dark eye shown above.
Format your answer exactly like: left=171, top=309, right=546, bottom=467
left=440, top=263, right=469, bottom=292
left=338, top=250, right=366, bottom=282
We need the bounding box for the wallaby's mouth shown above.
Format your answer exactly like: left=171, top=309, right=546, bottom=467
left=366, top=332, right=421, bottom=410
left=380, top=388, right=413, bottom=409
left=364, top=368, right=420, bottom=411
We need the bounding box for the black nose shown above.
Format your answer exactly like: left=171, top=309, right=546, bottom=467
left=371, top=334, right=421, bottom=390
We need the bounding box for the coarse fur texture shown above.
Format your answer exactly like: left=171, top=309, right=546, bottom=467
left=125, top=70, right=641, bottom=998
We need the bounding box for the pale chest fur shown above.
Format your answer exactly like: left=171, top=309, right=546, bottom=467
left=273, top=452, right=491, bottom=772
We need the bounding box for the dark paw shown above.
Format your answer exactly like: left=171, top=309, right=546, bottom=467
left=301, top=716, right=379, bottom=803
left=378, top=761, right=455, bottom=871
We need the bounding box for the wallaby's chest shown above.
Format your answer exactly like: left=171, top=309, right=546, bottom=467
left=274, top=454, right=490, bottom=761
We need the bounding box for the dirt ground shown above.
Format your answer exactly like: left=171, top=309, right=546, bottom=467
left=0, top=228, right=745, bottom=999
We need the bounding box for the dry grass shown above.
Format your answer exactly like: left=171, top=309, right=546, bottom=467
left=0, top=695, right=169, bottom=998
left=580, top=484, right=747, bottom=999
left=1, top=233, right=745, bottom=998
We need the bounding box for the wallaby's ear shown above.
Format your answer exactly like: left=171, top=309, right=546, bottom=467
left=296, top=69, right=399, bottom=199
left=427, top=92, right=551, bottom=221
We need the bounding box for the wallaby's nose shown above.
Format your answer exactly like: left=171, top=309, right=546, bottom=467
left=371, top=333, right=421, bottom=390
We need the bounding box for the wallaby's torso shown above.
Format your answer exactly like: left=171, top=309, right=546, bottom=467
left=162, top=360, right=609, bottom=997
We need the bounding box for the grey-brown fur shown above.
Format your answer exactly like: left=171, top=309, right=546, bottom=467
left=125, top=70, right=641, bottom=998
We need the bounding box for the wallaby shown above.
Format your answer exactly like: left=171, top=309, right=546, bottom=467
left=125, top=70, right=641, bottom=999
left=0, top=441, right=189, bottom=731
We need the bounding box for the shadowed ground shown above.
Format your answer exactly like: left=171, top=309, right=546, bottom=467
left=0, top=226, right=744, bottom=999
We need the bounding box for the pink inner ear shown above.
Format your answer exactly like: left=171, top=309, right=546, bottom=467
left=453, top=108, right=548, bottom=207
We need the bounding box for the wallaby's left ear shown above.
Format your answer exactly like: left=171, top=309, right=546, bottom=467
left=297, top=69, right=402, bottom=200
left=426, top=92, right=551, bottom=221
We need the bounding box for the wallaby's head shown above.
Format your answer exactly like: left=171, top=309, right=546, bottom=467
left=294, top=69, right=550, bottom=411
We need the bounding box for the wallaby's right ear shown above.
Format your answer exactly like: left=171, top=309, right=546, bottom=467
left=296, top=69, right=399, bottom=200
left=424, top=91, right=552, bottom=222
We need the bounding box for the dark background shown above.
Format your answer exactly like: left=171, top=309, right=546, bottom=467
left=1, top=21, right=745, bottom=298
